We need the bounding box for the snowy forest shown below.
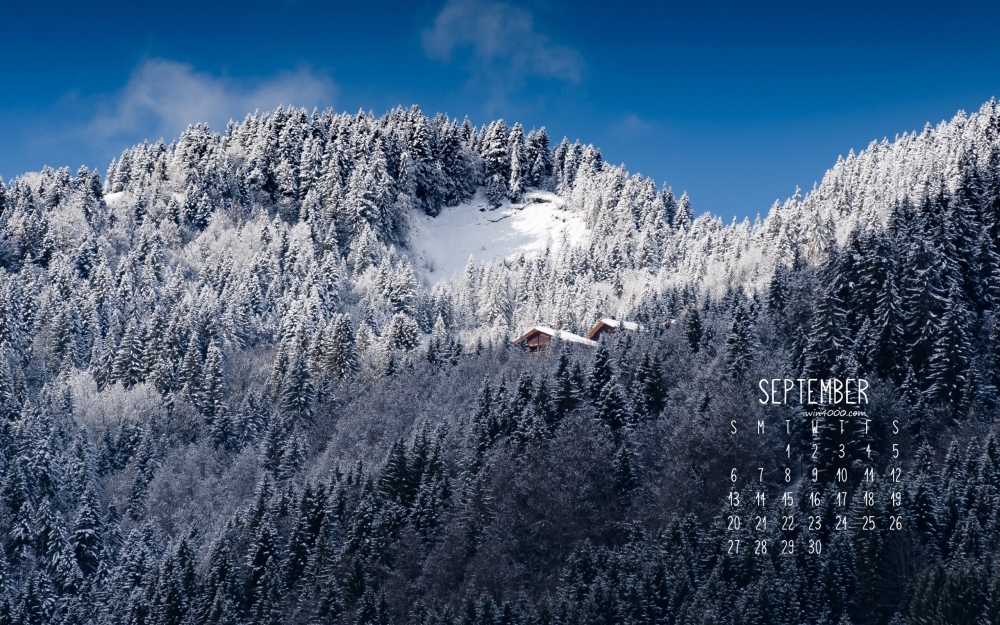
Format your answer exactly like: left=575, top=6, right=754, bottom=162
left=0, top=99, right=998, bottom=624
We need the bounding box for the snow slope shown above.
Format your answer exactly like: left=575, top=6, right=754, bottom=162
left=408, top=190, right=589, bottom=282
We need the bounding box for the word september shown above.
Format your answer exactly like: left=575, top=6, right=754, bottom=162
left=757, top=378, right=869, bottom=405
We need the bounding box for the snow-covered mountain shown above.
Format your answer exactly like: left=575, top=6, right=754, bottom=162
left=2, top=100, right=1000, bottom=625
left=4, top=100, right=1000, bottom=352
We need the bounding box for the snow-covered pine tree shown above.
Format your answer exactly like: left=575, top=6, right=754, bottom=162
left=481, top=120, right=510, bottom=208
left=507, top=123, right=527, bottom=203
left=926, top=283, right=974, bottom=410
left=673, top=192, right=694, bottom=232
left=725, top=300, right=758, bottom=379
left=71, top=483, right=103, bottom=577
left=525, top=127, right=553, bottom=188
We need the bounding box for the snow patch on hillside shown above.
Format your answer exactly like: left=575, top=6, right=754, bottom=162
left=409, top=190, right=589, bottom=282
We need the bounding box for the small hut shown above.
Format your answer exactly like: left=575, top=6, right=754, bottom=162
left=585, top=318, right=641, bottom=342
left=514, top=326, right=598, bottom=354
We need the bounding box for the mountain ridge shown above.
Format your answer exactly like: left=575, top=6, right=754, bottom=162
left=0, top=100, right=998, bottom=625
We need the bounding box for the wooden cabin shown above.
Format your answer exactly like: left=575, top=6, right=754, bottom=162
left=585, top=318, right=641, bottom=342
left=514, top=326, right=598, bottom=354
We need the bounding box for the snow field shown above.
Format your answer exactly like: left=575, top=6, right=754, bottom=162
left=408, top=190, right=589, bottom=281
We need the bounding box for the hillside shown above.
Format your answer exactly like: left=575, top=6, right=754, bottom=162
left=0, top=101, right=998, bottom=625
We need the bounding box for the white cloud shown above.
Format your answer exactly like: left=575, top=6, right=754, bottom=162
left=610, top=113, right=655, bottom=138
left=89, top=59, right=336, bottom=142
left=422, top=0, right=583, bottom=88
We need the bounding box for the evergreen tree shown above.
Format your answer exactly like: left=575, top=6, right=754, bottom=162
left=552, top=350, right=582, bottom=419
left=804, top=287, right=846, bottom=380
left=128, top=427, right=159, bottom=521
left=481, top=120, right=510, bottom=208
left=767, top=264, right=789, bottom=317
left=596, top=377, right=631, bottom=432
left=201, top=341, right=225, bottom=424
left=382, top=312, right=420, bottom=351
left=285, top=482, right=325, bottom=589
left=507, top=123, right=527, bottom=202
left=378, top=439, right=412, bottom=506
left=150, top=537, right=196, bottom=625
left=673, top=192, right=693, bottom=231
left=872, top=267, right=907, bottom=382
left=525, top=126, right=553, bottom=188
left=280, top=337, right=315, bottom=421
left=725, top=300, right=757, bottom=379
left=196, top=534, right=242, bottom=625
left=322, top=313, right=358, bottom=379
left=927, top=283, right=973, bottom=410
left=589, top=343, right=615, bottom=404
left=685, top=307, right=703, bottom=353
left=901, top=233, right=950, bottom=381
left=632, top=352, right=665, bottom=420
left=426, top=313, right=448, bottom=364
left=612, top=443, right=638, bottom=502
left=72, top=483, right=103, bottom=577
left=112, top=318, right=145, bottom=388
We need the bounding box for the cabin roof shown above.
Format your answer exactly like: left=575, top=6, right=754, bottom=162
left=514, top=326, right=598, bottom=347
left=585, top=318, right=641, bottom=340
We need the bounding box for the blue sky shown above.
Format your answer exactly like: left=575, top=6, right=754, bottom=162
left=2, top=0, right=998, bottom=223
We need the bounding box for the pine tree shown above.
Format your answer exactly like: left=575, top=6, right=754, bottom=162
left=767, top=264, right=790, bottom=317
left=427, top=313, right=448, bottom=365
left=633, top=352, right=666, bottom=420
left=323, top=313, right=358, bottom=379
left=345, top=143, right=398, bottom=241
left=112, top=318, right=145, bottom=388
left=872, top=267, right=907, bottom=382
left=128, top=427, right=159, bottom=521
left=410, top=115, right=445, bottom=217
left=280, top=334, right=315, bottom=421
left=507, top=123, right=527, bottom=202
left=926, top=283, right=973, bottom=410
left=725, top=300, right=757, bottom=379
left=612, top=443, right=638, bottom=502
left=596, top=378, right=631, bottom=431
left=552, top=350, right=582, bottom=419
left=531, top=377, right=557, bottom=432
left=0, top=354, right=20, bottom=421
left=411, top=436, right=450, bottom=542
left=16, top=570, right=56, bottom=625
left=481, top=120, right=510, bottom=208
left=285, top=482, right=325, bottom=589
left=382, top=312, right=420, bottom=351
left=72, top=483, right=103, bottom=577
left=589, top=343, right=615, bottom=404
left=673, top=192, right=693, bottom=231
left=33, top=497, right=65, bottom=573
left=196, top=533, right=242, bottom=625
left=201, top=341, right=225, bottom=425
left=901, top=234, right=950, bottom=381
left=151, top=538, right=196, bottom=625
left=525, top=127, right=553, bottom=188
left=471, top=378, right=496, bottom=457
left=804, top=287, right=846, bottom=380
left=685, top=307, right=703, bottom=353
left=378, top=439, right=411, bottom=506
left=276, top=427, right=308, bottom=480
left=180, top=332, right=203, bottom=405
